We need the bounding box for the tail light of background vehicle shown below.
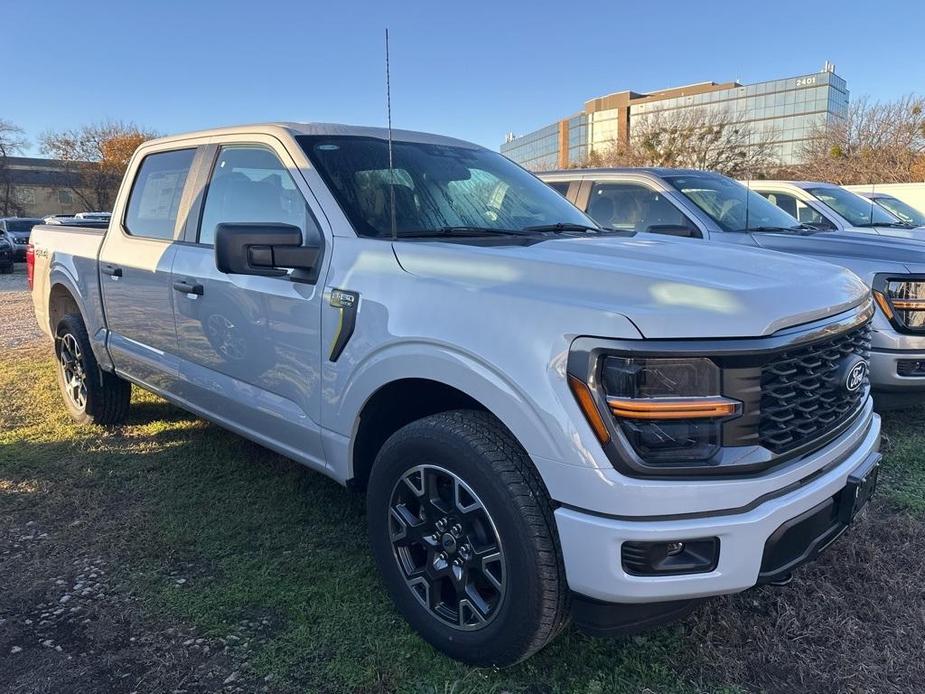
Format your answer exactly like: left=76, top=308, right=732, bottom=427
left=26, top=244, right=35, bottom=290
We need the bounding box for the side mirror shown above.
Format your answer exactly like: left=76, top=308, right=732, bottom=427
left=215, top=223, right=320, bottom=277
left=645, top=224, right=699, bottom=238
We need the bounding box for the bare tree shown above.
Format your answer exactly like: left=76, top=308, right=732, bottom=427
left=40, top=120, right=159, bottom=210
left=0, top=119, right=28, bottom=216
left=585, top=107, right=780, bottom=177
left=795, top=95, right=925, bottom=184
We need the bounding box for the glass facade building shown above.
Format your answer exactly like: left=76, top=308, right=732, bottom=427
left=500, top=68, right=849, bottom=171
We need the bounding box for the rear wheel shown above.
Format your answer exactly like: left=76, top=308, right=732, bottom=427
left=366, top=410, right=569, bottom=665
left=55, top=313, right=131, bottom=425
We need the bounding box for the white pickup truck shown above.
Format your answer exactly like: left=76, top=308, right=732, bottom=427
left=29, top=123, right=881, bottom=665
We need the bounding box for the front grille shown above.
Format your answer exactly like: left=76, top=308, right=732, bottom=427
left=759, top=322, right=870, bottom=453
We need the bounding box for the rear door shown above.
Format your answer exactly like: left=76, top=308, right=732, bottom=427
left=170, top=139, right=328, bottom=470
left=99, top=147, right=200, bottom=391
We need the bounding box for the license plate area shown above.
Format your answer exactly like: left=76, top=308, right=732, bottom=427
left=838, top=452, right=880, bottom=524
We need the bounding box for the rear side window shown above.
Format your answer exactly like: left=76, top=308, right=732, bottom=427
left=124, top=149, right=195, bottom=240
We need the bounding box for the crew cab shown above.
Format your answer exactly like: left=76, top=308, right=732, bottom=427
left=30, top=124, right=880, bottom=665
left=747, top=180, right=925, bottom=238
left=541, top=168, right=925, bottom=408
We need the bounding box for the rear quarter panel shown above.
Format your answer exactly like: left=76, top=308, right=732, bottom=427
left=30, top=225, right=109, bottom=368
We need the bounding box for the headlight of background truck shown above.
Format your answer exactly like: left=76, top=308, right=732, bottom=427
left=872, top=274, right=925, bottom=333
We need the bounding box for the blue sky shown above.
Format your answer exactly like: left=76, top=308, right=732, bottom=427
left=5, top=0, right=924, bottom=156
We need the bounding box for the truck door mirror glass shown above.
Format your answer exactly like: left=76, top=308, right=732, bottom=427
left=645, top=224, right=699, bottom=238
left=214, top=223, right=320, bottom=277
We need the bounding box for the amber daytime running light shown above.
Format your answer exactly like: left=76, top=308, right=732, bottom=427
left=569, top=356, right=741, bottom=464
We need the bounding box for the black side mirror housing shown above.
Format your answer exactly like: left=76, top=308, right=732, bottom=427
left=215, top=223, right=320, bottom=277
left=645, top=224, right=700, bottom=238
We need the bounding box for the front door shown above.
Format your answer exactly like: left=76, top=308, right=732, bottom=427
left=170, top=143, right=327, bottom=470
left=99, top=147, right=198, bottom=391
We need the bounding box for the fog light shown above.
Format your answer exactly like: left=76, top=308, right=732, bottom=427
left=622, top=538, right=719, bottom=576
left=897, top=359, right=925, bottom=377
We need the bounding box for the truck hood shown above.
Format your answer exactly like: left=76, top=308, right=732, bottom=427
left=845, top=225, right=925, bottom=240
left=393, top=234, right=868, bottom=338
left=753, top=230, right=925, bottom=273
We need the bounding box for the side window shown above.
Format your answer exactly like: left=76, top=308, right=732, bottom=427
left=761, top=192, right=834, bottom=229
left=587, top=182, right=697, bottom=234
left=124, top=149, right=196, bottom=239
left=546, top=181, right=571, bottom=197
left=198, top=146, right=317, bottom=246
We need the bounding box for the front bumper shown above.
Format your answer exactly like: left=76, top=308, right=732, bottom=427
left=555, top=408, right=881, bottom=604
left=11, top=246, right=27, bottom=262
left=869, top=328, right=925, bottom=394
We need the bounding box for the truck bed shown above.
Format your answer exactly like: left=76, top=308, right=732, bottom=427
left=30, top=223, right=107, bottom=344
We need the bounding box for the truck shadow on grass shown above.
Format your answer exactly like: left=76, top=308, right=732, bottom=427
left=2, top=357, right=925, bottom=693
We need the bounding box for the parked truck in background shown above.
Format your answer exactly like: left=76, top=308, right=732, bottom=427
left=30, top=123, right=880, bottom=664
left=855, top=191, right=925, bottom=228
left=541, top=168, right=925, bottom=408
left=747, top=180, right=925, bottom=237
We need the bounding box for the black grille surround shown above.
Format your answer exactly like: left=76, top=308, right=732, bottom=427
left=567, top=300, right=875, bottom=478
left=759, top=323, right=871, bottom=454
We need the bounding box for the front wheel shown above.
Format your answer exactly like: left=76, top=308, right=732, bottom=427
left=55, top=313, right=131, bottom=425
left=366, top=410, right=569, bottom=665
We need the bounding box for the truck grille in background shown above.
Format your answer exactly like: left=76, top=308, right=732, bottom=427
left=759, top=323, right=871, bottom=453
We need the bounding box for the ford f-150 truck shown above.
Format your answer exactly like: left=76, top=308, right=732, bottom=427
left=30, top=123, right=881, bottom=665
left=541, top=168, right=925, bottom=408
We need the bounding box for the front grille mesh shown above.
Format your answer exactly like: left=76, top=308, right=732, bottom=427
left=759, top=323, right=870, bottom=453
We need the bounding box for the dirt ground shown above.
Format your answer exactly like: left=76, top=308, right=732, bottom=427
left=2, top=264, right=924, bottom=693
left=0, top=265, right=45, bottom=349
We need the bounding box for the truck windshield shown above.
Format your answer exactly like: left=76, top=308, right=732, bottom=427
left=871, top=196, right=925, bottom=227
left=663, top=174, right=802, bottom=232
left=807, top=186, right=903, bottom=227
left=297, top=135, right=597, bottom=238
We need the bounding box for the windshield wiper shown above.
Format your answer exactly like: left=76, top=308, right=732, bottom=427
left=521, top=222, right=607, bottom=233
left=395, top=226, right=526, bottom=238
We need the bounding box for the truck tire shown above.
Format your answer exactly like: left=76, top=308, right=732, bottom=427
left=54, top=312, right=131, bottom=425
left=366, top=410, right=569, bottom=665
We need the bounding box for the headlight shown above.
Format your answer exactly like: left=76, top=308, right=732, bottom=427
left=873, top=275, right=925, bottom=333
left=599, top=357, right=739, bottom=464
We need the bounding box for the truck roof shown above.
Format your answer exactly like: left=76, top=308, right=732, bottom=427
left=144, top=122, right=482, bottom=150
left=746, top=180, right=835, bottom=189
left=539, top=167, right=716, bottom=178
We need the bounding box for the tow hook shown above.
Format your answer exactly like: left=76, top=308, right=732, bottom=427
left=768, top=573, right=793, bottom=587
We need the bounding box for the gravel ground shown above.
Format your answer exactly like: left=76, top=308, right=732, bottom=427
left=1, top=265, right=45, bottom=350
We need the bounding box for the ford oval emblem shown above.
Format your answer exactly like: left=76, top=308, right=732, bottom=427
left=845, top=360, right=867, bottom=393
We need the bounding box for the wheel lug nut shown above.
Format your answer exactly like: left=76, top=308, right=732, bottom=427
left=451, top=524, right=462, bottom=537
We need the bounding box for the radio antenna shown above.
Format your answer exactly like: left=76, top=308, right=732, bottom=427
left=744, top=173, right=751, bottom=231
left=385, top=28, right=397, bottom=240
